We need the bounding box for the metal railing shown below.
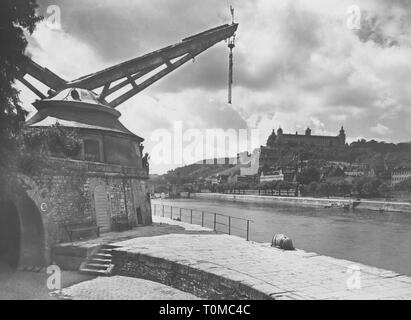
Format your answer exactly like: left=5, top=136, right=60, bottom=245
left=151, top=203, right=253, bottom=241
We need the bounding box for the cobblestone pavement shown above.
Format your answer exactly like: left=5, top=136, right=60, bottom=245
left=57, top=218, right=213, bottom=251
left=112, top=216, right=411, bottom=300
left=59, top=276, right=199, bottom=300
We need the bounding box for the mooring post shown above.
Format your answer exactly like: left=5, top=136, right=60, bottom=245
left=246, top=220, right=250, bottom=241
left=171, top=206, right=173, bottom=219
left=190, top=209, right=193, bottom=224
left=179, top=207, right=182, bottom=220
left=162, top=205, right=164, bottom=217
left=201, top=211, right=204, bottom=227
left=228, top=216, right=231, bottom=235
left=214, top=213, right=217, bottom=231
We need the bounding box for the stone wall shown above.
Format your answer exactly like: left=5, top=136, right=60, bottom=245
left=112, top=249, right=272, bottom=300
left=18, top=157, right=152, bottom=264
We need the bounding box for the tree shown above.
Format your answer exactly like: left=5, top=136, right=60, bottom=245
left=281, top=181, right=294, bottom=196
left=307, top=181, right=319, bottom=196
left=354, top=177, right=382, bottom=198
left=267, top=180, right=277, bottom=195
left=297, top=167, right=321, bottom=185
left=378, top=183, right=390, bottom=198
left=258, top=181, right=270, bottom=195
left=1, top=1, right=42, bottom=199
left=316, top=183, right=331, bottom=198
left=361, top=182, right=376, bottom=198
left=237, top=182, right=249, bottom=194
left=394, top=178, right=411, bottom=191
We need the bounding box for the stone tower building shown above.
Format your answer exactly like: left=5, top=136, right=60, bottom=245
left=266, top=126, right=346, bottom=148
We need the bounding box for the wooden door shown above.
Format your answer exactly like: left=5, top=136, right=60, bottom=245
left=94, top=186, right=110, bottom=232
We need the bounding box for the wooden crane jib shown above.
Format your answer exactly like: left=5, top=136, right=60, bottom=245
left=17, top=23, right=238, bottom=109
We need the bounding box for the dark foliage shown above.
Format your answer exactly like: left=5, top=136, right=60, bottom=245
left=0, top=2, right=81, bottom=200
left=0, top=0, right=42, bottom=199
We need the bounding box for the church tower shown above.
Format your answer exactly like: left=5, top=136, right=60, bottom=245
left=266, top=129, right=277, bottom=148
left=339, top=126, right=346, bottom=145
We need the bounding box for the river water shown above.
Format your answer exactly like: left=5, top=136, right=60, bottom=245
left=152, top=198, right=411, bottom=276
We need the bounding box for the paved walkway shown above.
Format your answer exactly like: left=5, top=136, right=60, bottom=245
left=0, top=263, right=94, bottom=300
left=59, top=276, right=199, bottom=300
left=57, top=217, right=213, bottom=250
left=111, top=216, right=411, bottom=300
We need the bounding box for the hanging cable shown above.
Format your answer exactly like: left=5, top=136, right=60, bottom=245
left=228, top=5, right=235, bottom=104
left=228, top=35, right=235, bottom=104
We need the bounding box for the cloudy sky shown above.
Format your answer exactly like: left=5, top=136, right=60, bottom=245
left=18, top=0, right=411, bottom=173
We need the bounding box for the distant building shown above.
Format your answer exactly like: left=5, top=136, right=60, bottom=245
left=205, top=176, right=219, bottom=185
left=229, top=175, right=258, bottom=184
left=217, top=174, right=229, bottom=184
left=200, top=157, right=237, bottom=165
left=345, top=170, right=365, bottom=177
left=344, top=163, right=369, bottom=177
left=260, top=170, right=284, bottom=183
left=321, top=161, right=369, bottom=177
left=282, top=169, right=297, bottom=182
left=391, top=168, right=411, bottom=185
left=266, top=126, right=346, bottom=148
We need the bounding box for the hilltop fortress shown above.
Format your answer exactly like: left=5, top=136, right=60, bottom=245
left=266, top=126, right=346, bottom=148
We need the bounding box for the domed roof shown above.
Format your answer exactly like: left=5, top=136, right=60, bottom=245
left=26, top=88, right=142, bottom=140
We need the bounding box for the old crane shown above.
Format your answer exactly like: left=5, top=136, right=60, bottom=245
left=4, top=22, right=237, bottom=269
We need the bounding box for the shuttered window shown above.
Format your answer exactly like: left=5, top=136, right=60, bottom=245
left=84, top=139, right=100, bottom=162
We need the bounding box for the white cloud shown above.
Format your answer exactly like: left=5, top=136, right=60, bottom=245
left=18, top=0, right=411, bottom=173
left=370, top=123, right=391, bottom=136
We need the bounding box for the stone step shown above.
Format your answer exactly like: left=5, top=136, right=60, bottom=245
left=99, top=248, right=114, bottom=254
left=78, top=244, right=119, bottom=277
left=90, top=258, right=112, bottom=264
left=102, top=244, right=121, bottom=249
left=79, top=267, right=109, bottom=276
left=94, top=253, right=112, bottom=259
left=84, top=263, right=111, bottom=270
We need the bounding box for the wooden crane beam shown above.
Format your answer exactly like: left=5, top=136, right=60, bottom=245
left=16, top=23, right=238, bottom=109
left=18, top=56, right=67, bottom=91
left=108, top=47, right=207, bottom=108
left=68, top=23, right=238, bottom=92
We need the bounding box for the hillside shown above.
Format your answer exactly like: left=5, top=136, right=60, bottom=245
left=156, top=140, right=411, bottom=186
left=162, top=163, right=237, bottom=185
left=261, top=140, right=411, bottom=170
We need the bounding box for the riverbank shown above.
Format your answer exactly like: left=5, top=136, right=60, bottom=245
left=191, top=193, right=411, bottom=213
left=112, top=216, right=411, bottom=300
left=154, top=198, right=411, bottom=276
left=50, top=216, right=411, bottom=299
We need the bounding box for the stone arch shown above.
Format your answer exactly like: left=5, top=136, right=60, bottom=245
left=15, top=191, right=46, bottom=267
left=0, top=201, right=20, bottom=269
left=0, top=179, right=46, bottom=269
